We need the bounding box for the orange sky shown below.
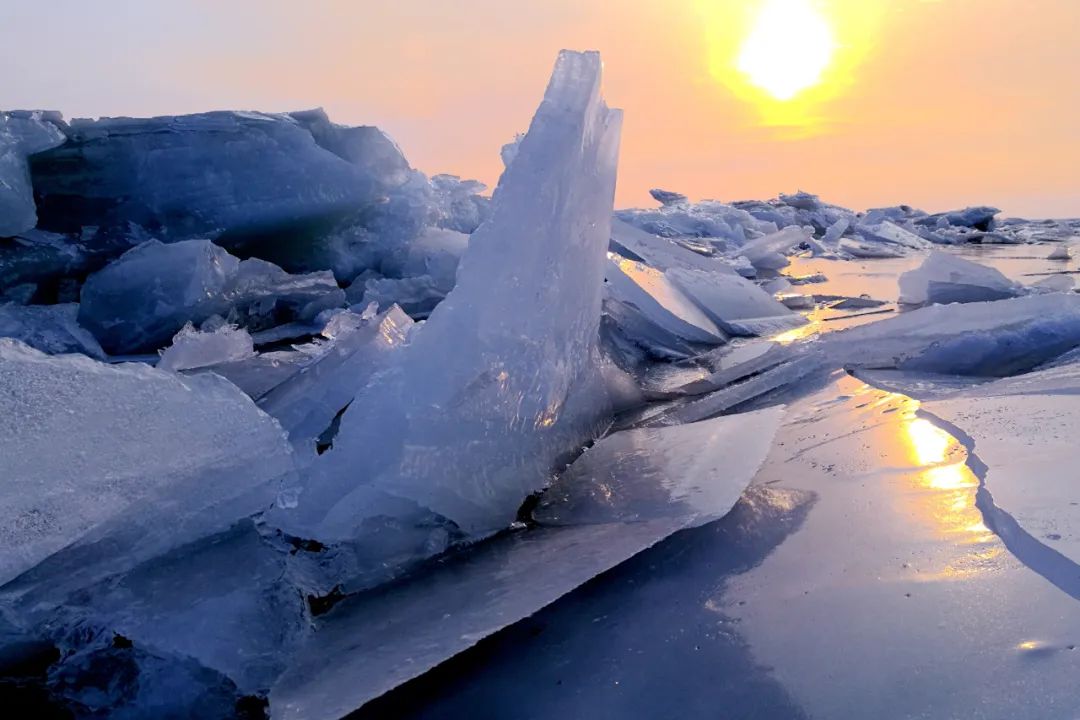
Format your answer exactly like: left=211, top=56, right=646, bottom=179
left=3, top=0, right=1078, bottom=217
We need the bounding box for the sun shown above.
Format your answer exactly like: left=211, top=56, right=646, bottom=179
left=736, top=0, right=836, bottom=101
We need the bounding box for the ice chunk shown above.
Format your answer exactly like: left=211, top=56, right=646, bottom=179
left=739, top=226, right=810, bottom=271
left=824, top=293, right=1080, bottom=376
left=272, top=518, right=700, bottom=719
left=0, top=302, right=104, bottom=358
left=839, top=239, right=906, bottom=259
left=273, top=50, right=623, bottom=539
left=863, top=204, right=927, bottom=225
left=853, top=220, right=927, bottom=250
left=79, top=240, right=237, bottom=352
left=761, top=277, right=792, bottom=295
left=0, top=229, right=94, bottom=297
left=916, top=206, right=999, bottom=231
left=229, top=257, right=346, bottom=324
left=357, top=226, right=469, bottom=317
left=199, top=349, right=314, bottom=400
left=48, top=521, right=308, bottom=698
left=286, top=108, right=412, bottom=188
left=28, top=111, right=402, bottom=252
left=358, top=276, right=446, bottom=317
left=428, top=174, right=491, bottom=234
left=1048, top=244, right=1072, bottom=261
left=898, top=250, right=1020, bottom=306
left=157, top=323, right=255, bottom=372
left=636, top=341, right=786, bottom=400
left=823, top=217, right=850, bottom=243
left=665, top=267, right=806, bottom=336
left=0, top=111, right=66, bottom=237
left=778, top=191, right=821, bottom=211
left=779, top=293, right=815, bottom=310
left=1033, top=274, right=1075, bottom=293
left=78, top=239, right=344, bottom=353
left=0, top=339, right=295, bottom=589
left=610, top=218, right=732, bottom=274
left=731, top=254, right=756, bottom=278
left=636, top=352, right=821, bottom=428
left=257, top=306, right=413, bottom=448
left=649, top=188, right=688, bottom=206
left=535, top=406, right=784, bottom=525
left=603, top=295, right=705, bottom=360
left=605, top=254, right=728, bottom=349
left=616, top=200, right=768, bottom=245
left=381, top=226, right=468, bottom=285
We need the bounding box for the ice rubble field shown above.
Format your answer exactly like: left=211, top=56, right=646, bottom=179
left=2, top=51, right=1080, bottom=719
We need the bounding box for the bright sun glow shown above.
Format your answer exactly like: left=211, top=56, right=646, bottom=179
left=736, top=0, right=836, bottom=101
left=905, top=418, right=951, bottom=466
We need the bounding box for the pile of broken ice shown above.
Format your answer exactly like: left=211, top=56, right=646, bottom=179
left=3, top=50, right=1080, bottom=718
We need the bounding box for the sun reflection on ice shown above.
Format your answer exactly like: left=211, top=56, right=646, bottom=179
left=897, top=408, right=1000, bottom=577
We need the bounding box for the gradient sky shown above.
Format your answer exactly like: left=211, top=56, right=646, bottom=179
left=3, top=0, right=1077, bottom=217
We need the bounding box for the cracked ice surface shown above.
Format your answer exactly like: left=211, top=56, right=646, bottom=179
left=273, top=50, right=623, bottom=540
left=922, top=359, right=1080, bottom=572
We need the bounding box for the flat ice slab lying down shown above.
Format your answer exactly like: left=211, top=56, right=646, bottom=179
left=270, top=407, right=785, bottom=719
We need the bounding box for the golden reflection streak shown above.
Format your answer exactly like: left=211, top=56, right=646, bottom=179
left=896, top=404, right=999, bottom=578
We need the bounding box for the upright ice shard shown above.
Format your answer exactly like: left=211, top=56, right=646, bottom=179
left=276, top=50, right=623, bottom=539
left=0, top=111, right=66, bottom=237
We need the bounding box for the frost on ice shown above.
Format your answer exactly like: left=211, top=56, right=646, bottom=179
left=0, top=339, right=295, bottom=588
